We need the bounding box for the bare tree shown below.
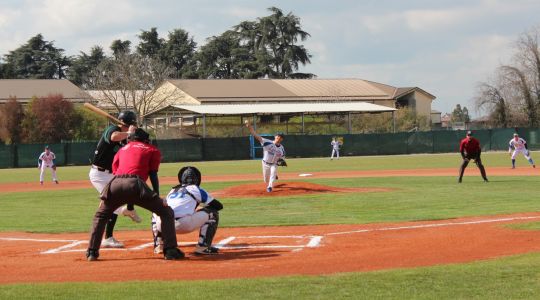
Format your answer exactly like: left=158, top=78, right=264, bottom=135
left=86, top=53, right=180, bottom=124
left=500, top=65, right=537, bottom=127
left=475, top=81, right=510, bottom=127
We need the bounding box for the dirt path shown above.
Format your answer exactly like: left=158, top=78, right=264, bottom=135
left=1, top=212, right=540, bottom=283
left=1, top=166, right=536, bottom=194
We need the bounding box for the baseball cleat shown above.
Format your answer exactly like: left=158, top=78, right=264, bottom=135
left=164, top=248, right=185, bottom=260
left=54, top=180, right=59, bottom=184
left=194, top=246, right=219, bottom=255
left=40, top=181, right=43, bottom=185
left=266, top=187, right=272, bottom=192
left=533, top=165, right=536, bottom=168
left=123, top=209, right=142, bottom=223
left=101, top=237, right=124, bottom=248
left=86, top=249, right=99, bottom=261
left=154, top=244, right=163, bottom=254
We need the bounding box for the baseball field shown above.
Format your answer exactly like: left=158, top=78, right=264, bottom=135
left=1, top=152, right=540, bottom=299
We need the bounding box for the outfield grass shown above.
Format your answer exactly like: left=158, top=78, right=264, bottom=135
left=0, top=151, right=530, bottom=183
left=1, top=153, right=539, bottom=299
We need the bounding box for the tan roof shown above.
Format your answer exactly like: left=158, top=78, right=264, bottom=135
left=167, top=79, right=392, bottom=102
left=0, top=79, right=91, bottom=103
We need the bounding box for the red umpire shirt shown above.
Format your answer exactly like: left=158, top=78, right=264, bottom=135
left=112, top=141, right=161, bottom=181
left=459, top=135, right=481, bottom=154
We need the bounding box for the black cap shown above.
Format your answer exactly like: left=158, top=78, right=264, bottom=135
left=275, top=132, right=285, bottom=138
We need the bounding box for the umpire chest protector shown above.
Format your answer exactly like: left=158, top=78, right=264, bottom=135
left=92, top=125, right=125, bottom=170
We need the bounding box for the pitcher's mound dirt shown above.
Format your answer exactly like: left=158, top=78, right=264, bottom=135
left=212, top=181, right=393, bottom=198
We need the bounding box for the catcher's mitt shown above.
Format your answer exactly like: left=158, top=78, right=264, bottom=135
left=277, top=158, right=287, bottom=167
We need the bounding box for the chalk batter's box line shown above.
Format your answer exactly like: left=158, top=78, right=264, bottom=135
left=215, top=235, right=323, bottom=249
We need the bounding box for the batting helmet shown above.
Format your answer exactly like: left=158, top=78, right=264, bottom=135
left=118, top=111, right=137, bottom=126
left=178, top=166, right=202, bottom=186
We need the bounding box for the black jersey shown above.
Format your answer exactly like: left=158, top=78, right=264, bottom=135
left=91, top=125, right=125, bottom=170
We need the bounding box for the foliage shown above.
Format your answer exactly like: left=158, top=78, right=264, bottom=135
left=70, top=105, right=108, bottom=141
left=110, top=39, right=132, bottom=58
left=2, top=34, right=70, bottom=79
left=451, top=104, right=471, bottom=123
left=0, top=97, right=24, bottom=143
left=477, top=24, right=540, bottom=127
left=21, top=95, right=74, bottom=143
left=67, top=46, right=106, bottom=87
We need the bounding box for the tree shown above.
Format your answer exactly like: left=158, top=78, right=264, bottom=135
left=195, top=30, right=257, bottom=79
left=110, top=39, right=132, bottom=58
left=0, top=97, right=24, bottom=143
left=137, top=27, right=164, bottom=58
left=500, top=65, right=537, bottom=126
left=233, top=7, right=313, bottom=78
left=86, top=53, right=178, bottom=123
left=451, top=104, right=470, bottom=123
left=2, top=34, right=70, bottom=79
left=68, top=46, right=106, bottom=87
left=70, top=105, right=108, bottom=141
left=160, top=29, right=197, bottom=78
left=475, top=81, right=510, bottom=127
left=22, top=95, right=74, bottom=143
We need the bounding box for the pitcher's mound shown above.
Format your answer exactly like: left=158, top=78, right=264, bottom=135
left=213, top=182, right=392, bottom=198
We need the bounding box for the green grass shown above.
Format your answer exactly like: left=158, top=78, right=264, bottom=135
left=2, top=252, right=540, bottom=299
left=2, top=176, right=539, bottom=232
left=0, top=151, right=531, bottom=183
left=507, top=221, right=540, bottom=231
left=1, top=153, right=540, bottom=298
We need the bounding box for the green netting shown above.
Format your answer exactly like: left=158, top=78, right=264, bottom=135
left=66, top=142, right=97, bottom=166
left=3, top=128, right=540, bottom=169
left=156, top=139, right=203, bottom=162
left=203, top=137, right=251, bottom=161
left=0, top=144, right=15, bottom=168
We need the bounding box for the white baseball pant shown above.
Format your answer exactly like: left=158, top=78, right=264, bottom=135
left=88, top=167, right=125, bottom=215
left=262, top=161, right=278, bottom=189
left=39, top=164, right=57, bottom=182
left=511, top=148, right=531, bottom=160
left=331, top=149, right=340, bottom=159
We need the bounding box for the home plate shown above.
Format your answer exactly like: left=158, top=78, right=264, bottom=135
left=298, top=173, right=313, bottom=177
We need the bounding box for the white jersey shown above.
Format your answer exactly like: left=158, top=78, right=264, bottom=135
left=38, top=151, right=56, bottom=166
left=261, top=138, right=285, bottom=164
left=509, top=138, right=527, bottom=151
left=166, top=185, right=215, bottom=218
left=331, top=140, right=341, bottom=150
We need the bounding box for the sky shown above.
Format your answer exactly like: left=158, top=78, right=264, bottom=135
left=1, top=0, right=539, bottom=117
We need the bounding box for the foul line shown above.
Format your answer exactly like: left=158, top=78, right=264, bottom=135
left=325, top=216, right=540, bottom=236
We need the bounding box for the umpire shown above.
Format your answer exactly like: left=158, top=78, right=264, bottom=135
left=86, top=128, right=184, bottom=261
left=458, top=131, right=488, bottom=183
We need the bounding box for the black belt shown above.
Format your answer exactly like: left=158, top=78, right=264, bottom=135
left=263, top=160, right=276, bottom=165
left=92, top=165, right=111, bottom=173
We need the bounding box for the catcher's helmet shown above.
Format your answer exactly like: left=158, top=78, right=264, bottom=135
left=118, top=111, right=137, bottom=126
left=178, top=166, right=201, bottom=186
left=131, top=128, right=150, bottom=143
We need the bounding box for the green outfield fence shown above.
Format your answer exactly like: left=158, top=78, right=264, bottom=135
left=1, top=128, right=539, bottom=169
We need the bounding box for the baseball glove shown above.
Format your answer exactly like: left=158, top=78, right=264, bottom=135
left=52, top=165, right=57, bottom=171
left=277, top=158, right=287, bottom=167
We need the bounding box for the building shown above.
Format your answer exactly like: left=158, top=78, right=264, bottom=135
left=0, top=79, right=91, bottom=104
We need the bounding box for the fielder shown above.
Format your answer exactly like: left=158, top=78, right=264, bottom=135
left=245, top=120, right=286, bottom=192
left=38, top=145, right=58, bottom=185
left=508, top=133, right=535, bottom=168
left=152, top=166, right=223, bottom=255
left=330, top=137, right=342, bottom=160
left=89, top=110, right=141, bottom=249
left=458, top=131, right=488, bottom=183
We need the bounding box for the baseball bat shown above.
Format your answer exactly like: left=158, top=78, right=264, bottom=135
left=83, top=103, right=126, bottom=126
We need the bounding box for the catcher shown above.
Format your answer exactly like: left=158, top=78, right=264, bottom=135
left=152, top=166, right=223, bottom=255
left=458, top=131, right=488, bottom=183
left=245, top=120, right=286, bottom=192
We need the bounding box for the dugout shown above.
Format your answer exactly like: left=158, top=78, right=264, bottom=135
left=143, top=102, right=397, bottom=137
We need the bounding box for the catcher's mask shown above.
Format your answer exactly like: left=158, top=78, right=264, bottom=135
left=178, top=166, right=201, bottom=186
